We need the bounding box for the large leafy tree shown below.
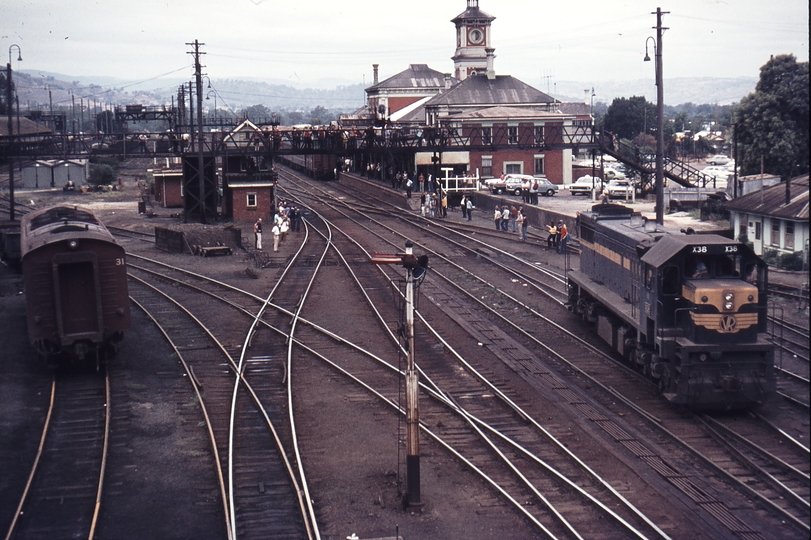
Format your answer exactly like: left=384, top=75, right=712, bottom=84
left=601, top=96, right=657, bottom=141
left=734, top=54, right=809, bottom=178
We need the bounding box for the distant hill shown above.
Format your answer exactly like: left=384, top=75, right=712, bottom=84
left=553, top=77, right=757, bottom=107
left=17, top=70, right=756, bottom=115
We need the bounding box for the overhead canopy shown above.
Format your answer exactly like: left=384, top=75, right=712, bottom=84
left=415, top=151, right=469, bottom=166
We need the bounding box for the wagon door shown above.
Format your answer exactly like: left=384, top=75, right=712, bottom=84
left=52, top=251, right=104, bottom=344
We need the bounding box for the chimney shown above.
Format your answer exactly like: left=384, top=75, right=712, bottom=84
left=485, top=48, right=496, bottom=80
left=373, top=64, right=379, bottom=86
left=444, top=73, right=452, bottom=90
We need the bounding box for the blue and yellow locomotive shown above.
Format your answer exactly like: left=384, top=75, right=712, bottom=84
left=567, top=204, right=774, bottom=410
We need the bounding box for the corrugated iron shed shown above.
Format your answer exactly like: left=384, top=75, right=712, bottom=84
left=723, top=175, right=809, bottom=221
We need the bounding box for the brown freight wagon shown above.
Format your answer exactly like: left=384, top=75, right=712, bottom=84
left=20, top=205, right=131, bottom=365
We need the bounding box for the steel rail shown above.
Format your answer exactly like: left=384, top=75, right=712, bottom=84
left=127, top=219, right=654, bottom=539
left=3, top=378, right=56, bottom=540
left=87, top=372, right=112, bottom=540
left=280, top=171, right=804, bottom=534
left=129, top=256, right=317, bottom=539
left=276, top=189, right=665, bottom=539
left=127, top=292, right=234, bottom=540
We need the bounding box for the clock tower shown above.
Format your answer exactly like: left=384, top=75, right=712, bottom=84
left=451, top=1, right=496, bottom=81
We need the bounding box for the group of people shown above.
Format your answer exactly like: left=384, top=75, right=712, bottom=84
left=254, top=200, right=301, bottom=253
left=419, top=190, right=448, bottom=218
left=493, top=204, right=530, bottom=241
left=398, top=171, right=436, bottom=199
left=546, top=220, right=569, bottom=253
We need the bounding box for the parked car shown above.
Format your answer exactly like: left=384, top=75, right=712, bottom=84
left=485, top=173, right=532, bottom=195
left=569, top=175, right=605, bottom=196
left=605, top=179, right=635, bottom=198
left=604, top=168, right=626, bottom=180
left=705, top=154, right=731, bottom=166
left=534, top=177, right=559, bottom=196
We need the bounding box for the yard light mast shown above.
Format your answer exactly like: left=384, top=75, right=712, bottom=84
left=371, top=242, right=429, bottom=508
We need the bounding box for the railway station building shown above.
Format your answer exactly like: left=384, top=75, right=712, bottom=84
left=342, top=0, right=589, bottom=185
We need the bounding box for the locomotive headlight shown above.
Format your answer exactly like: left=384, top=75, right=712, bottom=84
left=68, top=240, right=79, bottom=249
left=723, top=291, right=734, bottom=310
left=701, top=296, right=709, bottom=303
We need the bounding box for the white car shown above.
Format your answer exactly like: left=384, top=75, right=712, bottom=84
left=605, top=179, right=634, bottom=198
left=569, top=175, right=605, bottom=196
left=604, top=168, right=626, bottom=180
left=701, top=166, right=730, bottom=189
left=705, top=154, right=731, bottom=166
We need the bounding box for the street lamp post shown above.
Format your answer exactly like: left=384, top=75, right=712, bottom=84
left=7, top=44, right=22, bottom=221
left=644, top=8, right=668, bottom=225
left=206, top=90, right=217, bottom=126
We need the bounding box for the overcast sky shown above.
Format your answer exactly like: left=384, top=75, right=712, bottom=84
left=3, top=0, right=808, bottom=92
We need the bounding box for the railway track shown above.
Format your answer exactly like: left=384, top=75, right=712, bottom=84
left=125, top=228, right=325, bottom=538
left=4, top=371, right=110, bottom=540
left=276, top=167, right=806, bottom=530
left=122, top=218, right=665, bottom=538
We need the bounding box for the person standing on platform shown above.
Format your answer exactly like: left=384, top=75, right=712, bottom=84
left=517, top=208, right=528, bottom=241
left=254, top=218, right=263, bottom=250
left=501, top=205, right=510, bottom=231
left=405, top=175, right=413, bottom=199
left=547, top=222, right=557, bottom=249
left=558, top=221, right=568, bottom=253
left=272, top=221, right=281, bottom=252
left=466, top=196, right=473, bottom=221
left=441, top=190, right=448, bottom=217
left=461, top=195, right=468, bottom=219
left=493, top=205, right=502, bottom=230
left=509, top=205, right=518, bottom=232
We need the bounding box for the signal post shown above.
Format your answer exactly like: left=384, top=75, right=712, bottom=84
left=371, top=241, right=428, bottom=508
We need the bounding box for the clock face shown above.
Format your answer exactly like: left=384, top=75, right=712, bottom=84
left=468, top=28, right=484, bottom=45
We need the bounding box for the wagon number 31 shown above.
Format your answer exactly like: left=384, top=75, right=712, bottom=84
left=116, top=257, right=126, bottom=266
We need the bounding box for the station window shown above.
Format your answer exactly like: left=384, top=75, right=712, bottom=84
left=247, top=193, right=257, bottom=208
left=534, top=156, right=545, bottom=175
left=508, top=127, right=518, bottom=145
left=481, top=156, right=492, bottom=177
left=504, top=162, right=522, bottom=174
left=482, top=127, right=492, bottom=145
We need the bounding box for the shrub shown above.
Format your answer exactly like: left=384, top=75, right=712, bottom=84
left=88, top=163, right=116, bottom=186
left=778, top=251, right=806, bottom=271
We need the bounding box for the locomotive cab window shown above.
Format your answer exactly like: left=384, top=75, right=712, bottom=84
left=661, top=265, right=680, bottom=295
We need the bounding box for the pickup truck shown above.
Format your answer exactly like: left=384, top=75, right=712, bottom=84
left=569, top=175, right=604, bottom=196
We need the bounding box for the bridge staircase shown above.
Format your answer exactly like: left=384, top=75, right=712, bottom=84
left=597, top=132, right=716, bottom=191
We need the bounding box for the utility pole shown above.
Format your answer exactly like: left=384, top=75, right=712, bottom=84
left=653, top=7, right=668, bottom=225
left=7, top=45, right=22, bottom=221
left=188, top=40, right=207, bottom=224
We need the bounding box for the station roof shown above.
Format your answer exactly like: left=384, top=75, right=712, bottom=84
left=425, top=74, right=554, bottom=108
left=367, top=64, right=455, bottom=92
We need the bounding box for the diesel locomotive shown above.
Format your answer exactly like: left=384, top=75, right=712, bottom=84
left=567, top=203, right=774, bottom=410
left=20, top=205, right=131, bottom=365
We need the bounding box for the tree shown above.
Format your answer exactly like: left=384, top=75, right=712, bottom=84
left=309, top=105, right=329, bottom=126
left=734, top=54, right=809, bottom=178
left=601, top=96, right=656, bottom=141
left=242, top=104, right=271, bottom=122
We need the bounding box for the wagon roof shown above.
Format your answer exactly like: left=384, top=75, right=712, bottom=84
left=20, top=205, right=116, bottom=259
